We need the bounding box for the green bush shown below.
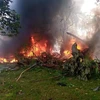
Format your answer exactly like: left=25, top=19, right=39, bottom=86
left=62, top=57, right=99, bottom=81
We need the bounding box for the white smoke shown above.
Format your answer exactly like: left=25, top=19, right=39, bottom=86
left=72, top=0, right=100, bottom=59
left=52, top=0, right=100, bottom=58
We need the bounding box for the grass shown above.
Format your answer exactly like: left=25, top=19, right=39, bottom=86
left=0, top=66, right=100, bottom=100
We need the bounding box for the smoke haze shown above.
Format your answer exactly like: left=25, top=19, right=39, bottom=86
left=0, top=0, right=100, bottom=59
left=0, top=0, right=68, bottom=57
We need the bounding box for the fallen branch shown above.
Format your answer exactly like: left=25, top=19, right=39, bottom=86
left=16, top=63, right=37, bottom=82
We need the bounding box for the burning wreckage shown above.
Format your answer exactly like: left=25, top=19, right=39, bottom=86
left=0, top=0, right=100, bottom=81
left=0, top=32, right=100, bottom=81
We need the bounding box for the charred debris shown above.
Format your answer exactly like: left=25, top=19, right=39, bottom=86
left=6, top=41, right=99, bottom=81
left=0, top=33, right=100, bottom=81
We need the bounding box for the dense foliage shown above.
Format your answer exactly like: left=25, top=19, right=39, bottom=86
left=0, top=0, right=20, bottom=36
left=62, top=56, right=100, bottom=81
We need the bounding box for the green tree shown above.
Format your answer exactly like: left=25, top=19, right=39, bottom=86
left=0, top=0, right=20, bottom=36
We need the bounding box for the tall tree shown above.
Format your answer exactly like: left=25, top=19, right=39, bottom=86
left=0, top=0, right=20, bottom=36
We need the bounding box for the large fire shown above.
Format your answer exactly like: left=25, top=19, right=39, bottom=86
left=20, top=35, right=52, bottom=57
left=1, top=0, right=99, bottom=63
left=0, top=35, right=87, bottom=64
left=0, top=34, right=88, bottom=64
left=20, top=34, right=88, bottom=59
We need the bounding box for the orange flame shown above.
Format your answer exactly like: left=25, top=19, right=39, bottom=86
left=20, top=35, right=50, bottom=57
left=63, top=38, right=88, bottom=58
left=0, top=57, right=18, bottom=63
left=0, top=34, right=89, bottom=64
left=20, top=35, right=88, bottom=59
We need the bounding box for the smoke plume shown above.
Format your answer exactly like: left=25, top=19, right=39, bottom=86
left=0, top=0, right=69, bottom=57
left=0, top=0, right=100, bottom=59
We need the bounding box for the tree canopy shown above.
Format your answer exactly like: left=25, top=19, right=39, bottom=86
left=0, top=0, right=20, bottom=36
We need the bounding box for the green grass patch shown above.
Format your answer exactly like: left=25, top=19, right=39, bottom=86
left=0, top=66, right=100, bottom=100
